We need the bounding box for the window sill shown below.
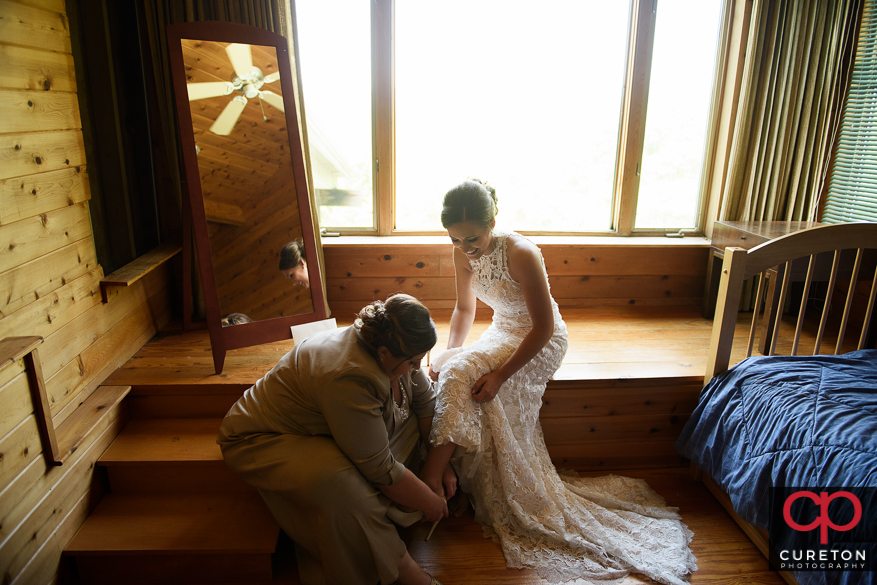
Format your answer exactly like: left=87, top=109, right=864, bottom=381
left=321, top=234, right=711, bottom=247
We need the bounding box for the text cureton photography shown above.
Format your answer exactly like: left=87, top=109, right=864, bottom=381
left=769, top=487, right=876, bottom=574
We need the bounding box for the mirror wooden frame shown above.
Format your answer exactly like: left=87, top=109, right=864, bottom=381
left=167, top=21, right=327, bottom=374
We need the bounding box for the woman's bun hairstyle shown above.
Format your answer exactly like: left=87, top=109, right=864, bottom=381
left=355, top=293, right=437, bottom=358
left=279, top=239, right=306, bottom=271
left=440, top=178, right=498, bottom=229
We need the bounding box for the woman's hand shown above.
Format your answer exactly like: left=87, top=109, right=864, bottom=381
left=442, top=463, right=457, bottom=499
left=428, top=365, right=439, bottom=381
left=472, top=370, right=507, bottom=403
left=420, top=491, right=448, bottom=523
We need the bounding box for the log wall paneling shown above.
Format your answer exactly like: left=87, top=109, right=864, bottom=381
left=322, top=241, right=710, bottom=314
left=0, top=1, right=176, bottom=582
left=539, top=376, right=703, bottom=471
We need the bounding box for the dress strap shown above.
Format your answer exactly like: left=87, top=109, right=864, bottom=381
left=493, top=231, right=512, bottom=281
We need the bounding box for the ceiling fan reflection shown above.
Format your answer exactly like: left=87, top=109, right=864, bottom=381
left=186, top=43, right=284, bottom=135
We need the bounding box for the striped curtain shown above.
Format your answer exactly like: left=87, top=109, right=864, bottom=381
left=720, top=0, right=860, bottom=223
left=824, top=0, right=877, bottom=222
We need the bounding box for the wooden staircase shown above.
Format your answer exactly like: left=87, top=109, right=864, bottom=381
left=64, top=417, right=293, bottom=584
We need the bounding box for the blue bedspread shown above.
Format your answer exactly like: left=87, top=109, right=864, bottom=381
left=676, top=349, right=877, bottom=585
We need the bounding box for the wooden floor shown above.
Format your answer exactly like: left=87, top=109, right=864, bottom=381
left=99, top=305, right=821, bottom=585
left=260, top=467, right=784, bottom=585
left=408, top=467, right=784, bottom=585
left=107, top=306, right=720, bottom=389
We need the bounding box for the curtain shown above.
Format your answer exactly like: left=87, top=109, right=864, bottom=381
left=823, top=0, right=877, bottom=223
left=138, top=0, right=330, bottom=317
left=720, top=0, right=861, bottom=223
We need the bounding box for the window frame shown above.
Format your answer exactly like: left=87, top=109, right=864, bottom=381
left=323, top=0, right=720, bottom=236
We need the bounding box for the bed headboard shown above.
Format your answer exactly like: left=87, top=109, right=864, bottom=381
left=706, top=221, right=877, bottom=384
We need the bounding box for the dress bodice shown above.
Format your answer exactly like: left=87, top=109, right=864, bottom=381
left=468, top=231, right=564, bottom=333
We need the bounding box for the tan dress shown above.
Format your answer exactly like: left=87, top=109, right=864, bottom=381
left=217, top=325, right=436, bottom=585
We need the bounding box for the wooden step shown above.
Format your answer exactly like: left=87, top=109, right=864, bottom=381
left=65, top=493, right=280, bottom=585
left=98, top=418, right=252, bottom=493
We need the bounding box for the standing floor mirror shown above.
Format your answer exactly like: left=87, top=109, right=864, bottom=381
left=167, top=21, right=327, bottom=374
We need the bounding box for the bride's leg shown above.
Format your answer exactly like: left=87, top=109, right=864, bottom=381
left=419, top=442, right=456, bottom=498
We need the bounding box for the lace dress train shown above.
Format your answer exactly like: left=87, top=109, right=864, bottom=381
left=430, top=232, right=697, bottom=585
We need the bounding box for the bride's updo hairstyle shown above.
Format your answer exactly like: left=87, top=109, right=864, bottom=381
left=440, top=178, right=498, bottom=229
left=355, top=293, right=437, bottom=358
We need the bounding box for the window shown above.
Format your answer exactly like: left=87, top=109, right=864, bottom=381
left=824, top=0, right=877, bottom=224
left=295, top=0, right=723, bottom=235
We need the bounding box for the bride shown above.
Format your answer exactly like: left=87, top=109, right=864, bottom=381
left=419, top=179, right=698, bottom=585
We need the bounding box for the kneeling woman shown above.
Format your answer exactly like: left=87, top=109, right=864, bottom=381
left=217, top=294, right=450, bottom=585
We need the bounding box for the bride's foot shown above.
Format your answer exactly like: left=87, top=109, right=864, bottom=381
left=448, top=489, right=469, bottom=517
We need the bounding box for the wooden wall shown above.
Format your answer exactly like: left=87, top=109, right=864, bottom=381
left=0, top=2, right=175, bottom=583
left=322, top=238, right=710, bottom=317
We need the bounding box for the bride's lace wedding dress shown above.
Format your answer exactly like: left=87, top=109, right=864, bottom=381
left=430, top=231, right=697, bottom=585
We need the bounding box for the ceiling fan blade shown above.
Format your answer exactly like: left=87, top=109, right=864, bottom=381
left=263, top=71, right=281, bottom=83
left=210, top=97, right=247, bottom=135
left=187, top=81, right=233, bottom=101
left=226, top=43, right=254, bottom=79
left=259, top=91, right=285, bottom=112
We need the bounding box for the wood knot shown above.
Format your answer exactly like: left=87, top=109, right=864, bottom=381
left=416, top=262, right=425, bottom=269
left=383, top=255, right=392, bottom=261
left=628, top=299, right=636, bottom=305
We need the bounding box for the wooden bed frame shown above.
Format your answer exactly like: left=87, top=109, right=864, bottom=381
left=694, top=221, right=877, bottom=585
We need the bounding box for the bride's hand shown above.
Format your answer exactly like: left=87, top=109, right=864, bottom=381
left=472, top=371, right=506, bottom=403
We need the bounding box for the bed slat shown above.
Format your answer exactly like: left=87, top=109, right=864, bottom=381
left=769, top=261, right=793, bottom=356
left=858, top=264, right=877, bottom=350
left=746, top=273, right=768, bottom=358
left=835, top=248, right=864, bottom=355
left=791, top=255, right=817, bottom=356
left=814, top=249, right=841, bottom=355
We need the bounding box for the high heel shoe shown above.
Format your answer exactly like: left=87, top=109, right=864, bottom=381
left=385, top=504, right=423, bottom=527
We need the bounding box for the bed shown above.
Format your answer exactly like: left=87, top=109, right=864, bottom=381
left=675, top=222, right=877, bottom=585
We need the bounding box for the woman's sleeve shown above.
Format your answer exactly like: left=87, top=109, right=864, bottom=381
left=314, top=374, right=406, bottom=487
left=409, top=368, right=436, bottom=419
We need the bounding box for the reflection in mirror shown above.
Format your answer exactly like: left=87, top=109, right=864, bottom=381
left=182, top=38, right=314, bottom=321
left=167, top=22, right=327, bottom=374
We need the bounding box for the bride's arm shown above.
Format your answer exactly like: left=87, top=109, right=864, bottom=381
left=447, top=247, right=477, bottom=349
left=471, top=237, right=554, bottom=403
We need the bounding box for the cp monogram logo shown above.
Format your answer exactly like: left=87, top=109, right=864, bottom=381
left=783, top=491, right=863, bottom=545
